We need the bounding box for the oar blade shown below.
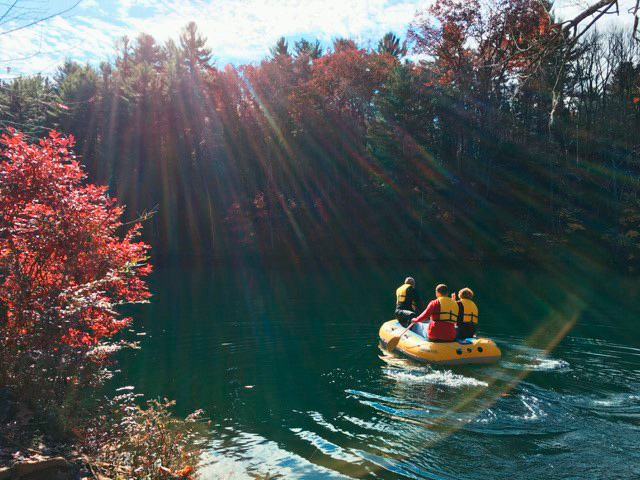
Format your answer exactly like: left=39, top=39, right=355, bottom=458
left=386, top=335, right=401, bottom=352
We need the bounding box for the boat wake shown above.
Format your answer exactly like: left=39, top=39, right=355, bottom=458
left=509, top=394, right=548, bottom=421
left=501, top=344, right=570, bottom=371
left=383, top=367, right=489, bottom=388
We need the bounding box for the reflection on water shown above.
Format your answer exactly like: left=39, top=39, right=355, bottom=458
left=116, top=261, right=640, bottom=479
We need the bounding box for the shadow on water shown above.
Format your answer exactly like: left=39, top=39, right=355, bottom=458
left=116, top=259, right=640, bottom=479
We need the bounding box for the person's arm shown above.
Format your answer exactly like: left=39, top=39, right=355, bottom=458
left=413, top=300, right=438, bottom=323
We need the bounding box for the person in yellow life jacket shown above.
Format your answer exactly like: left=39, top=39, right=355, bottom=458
left=395, top=277, right=423, bottom=327
left=455, top=287, right=478, bottom=339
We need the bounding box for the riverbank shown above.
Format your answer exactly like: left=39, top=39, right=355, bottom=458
left=0, top=389, right=86, bottom=479
left=0, top=388, right=208, bottom=479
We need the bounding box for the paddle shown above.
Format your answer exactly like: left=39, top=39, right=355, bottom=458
left=386, top=322, right=415, bottom=352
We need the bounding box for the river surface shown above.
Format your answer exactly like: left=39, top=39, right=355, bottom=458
left=116, top=260, right=640, bottom=479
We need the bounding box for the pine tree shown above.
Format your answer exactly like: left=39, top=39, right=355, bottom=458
left=270, top=37, right=290, bottom=58
left=332, top=37, right=357, bottom=52
left=53, top=61, right=98, bottom=155
left=377, top=32, right=407, bottom=58
left=114, top=36, right=132, bottom=77
left=132, top=33, right=164, bottom=67
left=0, top=75, right=54, bottom=137
left=180, top=22, right=212, bottom=73
left=294, top=38, right=323, bottom=59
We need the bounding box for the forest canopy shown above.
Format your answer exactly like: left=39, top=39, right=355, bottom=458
left=1, top=1, right=639, bottom=266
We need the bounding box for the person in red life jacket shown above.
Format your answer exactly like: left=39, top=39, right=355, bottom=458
left=454, top=287, right=478, bottom=339
left=394, top=277, right=423, bottom=327
left=411, top=284, right=458, bottom=342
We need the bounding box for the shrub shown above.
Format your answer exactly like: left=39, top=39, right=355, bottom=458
left=0, top=129, right=151, bottom=421
left=86, top=396, right=208, bottom=479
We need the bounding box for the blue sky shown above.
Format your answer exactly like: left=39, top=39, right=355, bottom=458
left=0, top=0, right=635, bottom=79
left=0, top=0, right=426, bottom=78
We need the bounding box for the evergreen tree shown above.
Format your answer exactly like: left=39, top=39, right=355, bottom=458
left=180, top=22, right=212, bottom=73
left=0, top=7, right=638, bottom=264
left=132, top=33, right=164, bottom=67
left=294, top=38, right=323, bottom=59
left=114, top=36, right=132, bottom=77
left=377, top=32, right=407, bottom=58
left=332, top=37, right=357, bottom=52
left=270, top=37, right=290, bottom=58
left=53, top=61, right=98, bottom=157
left=0, top=75, right=54, bottom=137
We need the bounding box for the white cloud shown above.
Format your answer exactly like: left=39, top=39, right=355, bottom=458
left=0, top=0, right=636, bottom=78
left=0, top=0, right=424, bottom=77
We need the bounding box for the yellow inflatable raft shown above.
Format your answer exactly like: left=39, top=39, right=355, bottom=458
left=379, top=320, right=501, bottom=365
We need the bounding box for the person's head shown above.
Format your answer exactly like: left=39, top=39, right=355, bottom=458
left=435, top=284, right=448, bottom=297
left=404, top=277, right=415, bottom=286
left=458, top=287, right=474, bottom=300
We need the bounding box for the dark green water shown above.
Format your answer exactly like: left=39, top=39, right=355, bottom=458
left=117, top=260, right=640, bottom=479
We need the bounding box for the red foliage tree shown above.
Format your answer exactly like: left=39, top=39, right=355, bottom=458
left=0, top=129, right=151, bottom=403
left=409, top=0, right=558, bottom=90
left=298, top=47, right=397, bottom=121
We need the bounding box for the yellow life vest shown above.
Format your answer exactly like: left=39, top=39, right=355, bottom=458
left=396, top=284, right=417, bottom=311
left=459, top=299, right=478, bottom=324
left=437, top=296, right=458, bottom=323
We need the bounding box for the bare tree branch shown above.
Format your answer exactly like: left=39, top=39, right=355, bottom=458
left=0, top=0, right=82, bottom=37
left=560, top=0, right=618, bottom=36
left=569, top=1, right=618, bottom=45
left=0, top=0, right=20, bottom=24
left=632, top=0, right=640, bottom=41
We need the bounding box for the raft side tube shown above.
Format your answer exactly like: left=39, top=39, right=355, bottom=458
left=379, top=320, right=501, bottom=366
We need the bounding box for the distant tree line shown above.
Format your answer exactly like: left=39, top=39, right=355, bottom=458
left=1, top=0, right=639, bottom=265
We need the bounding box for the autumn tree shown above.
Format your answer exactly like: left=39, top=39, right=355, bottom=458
left=409, top=0, right=558, bottom=93
left=1, top=16, right=639, bottom=264
left=0, top=130, right=151, bottom=416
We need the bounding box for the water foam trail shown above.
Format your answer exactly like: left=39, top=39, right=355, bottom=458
left=383, top=368, right=489, bottom=388
left=592, top=394, right=640, bottom=407
left=500, top=343, right=571, bottom=372
left=378, top=345, right=491, bottom=387
left=512, top=395, right=547, bottom=421
left=473, top=408, right=498, bottom=424
left=564, top=392, right=640, bottom=416
left=501, top=357, right=570, bottom=371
